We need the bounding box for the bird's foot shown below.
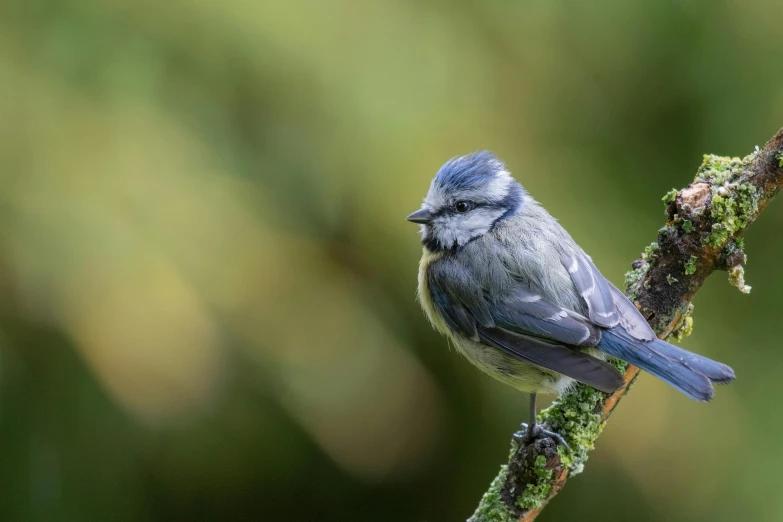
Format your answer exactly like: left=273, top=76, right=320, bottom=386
left=513, top=423, right=571, bottom=452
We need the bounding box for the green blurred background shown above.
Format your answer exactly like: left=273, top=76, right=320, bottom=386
left=1, top=0, right=782, bottom=520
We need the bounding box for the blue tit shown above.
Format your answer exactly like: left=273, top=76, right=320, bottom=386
left=407, top=151, right=735, bottom=446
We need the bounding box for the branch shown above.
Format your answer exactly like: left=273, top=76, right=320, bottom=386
left=469, top=128, right=783, bottom=522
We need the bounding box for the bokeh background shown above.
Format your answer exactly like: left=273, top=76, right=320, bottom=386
left=1, top=0, right=782, bottom=521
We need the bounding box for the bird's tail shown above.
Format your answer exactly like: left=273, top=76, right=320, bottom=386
left=597, top=327, right=735, bottom=401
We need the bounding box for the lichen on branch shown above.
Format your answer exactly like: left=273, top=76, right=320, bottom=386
left=469, top=128, right=783, bottom=522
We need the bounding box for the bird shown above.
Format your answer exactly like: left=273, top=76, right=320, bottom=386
left=407, top=151, right=735, bottom=448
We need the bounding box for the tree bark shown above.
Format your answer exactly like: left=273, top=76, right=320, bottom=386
left=469, top=128, right=783, bottom=522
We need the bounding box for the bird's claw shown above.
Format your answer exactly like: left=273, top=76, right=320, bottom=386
left=513, top=423, right=571, bottom=452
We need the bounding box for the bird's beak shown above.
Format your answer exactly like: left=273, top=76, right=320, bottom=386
left=406, top=208, right=434, bottom=225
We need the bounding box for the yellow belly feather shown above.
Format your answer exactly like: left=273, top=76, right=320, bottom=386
left=417, top=248, right=449, bottom=335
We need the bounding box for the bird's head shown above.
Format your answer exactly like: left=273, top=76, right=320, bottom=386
left=407, top=151, right=525, bottom=251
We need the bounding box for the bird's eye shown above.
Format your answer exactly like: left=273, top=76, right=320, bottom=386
left=454, top=201, right=472, bottom=213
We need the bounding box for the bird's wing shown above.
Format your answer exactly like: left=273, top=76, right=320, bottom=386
left=561, top=253, right=620, bottom=328
left=561, top=252, right=657, bottom=341
left=491, top=284, right=602, bottom=347
left=428, top=258, right=624, bottom=392
left=477, top=327, right=624, bottom=393
left=426, top=258, right=493, bottom=342
left=607, top=280, right=657, bottom=341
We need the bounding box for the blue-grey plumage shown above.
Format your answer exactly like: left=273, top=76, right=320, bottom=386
left=409, top=152, right=735, bottom=402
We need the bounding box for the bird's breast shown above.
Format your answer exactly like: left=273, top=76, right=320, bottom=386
left=417, top=248, right=451, bottom=336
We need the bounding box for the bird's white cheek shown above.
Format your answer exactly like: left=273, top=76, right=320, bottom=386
left=431, top=209, right=505, bottom=247
left=432, top=218, right=460, bottom=247
left=461, top=209, right=505, bottom=235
